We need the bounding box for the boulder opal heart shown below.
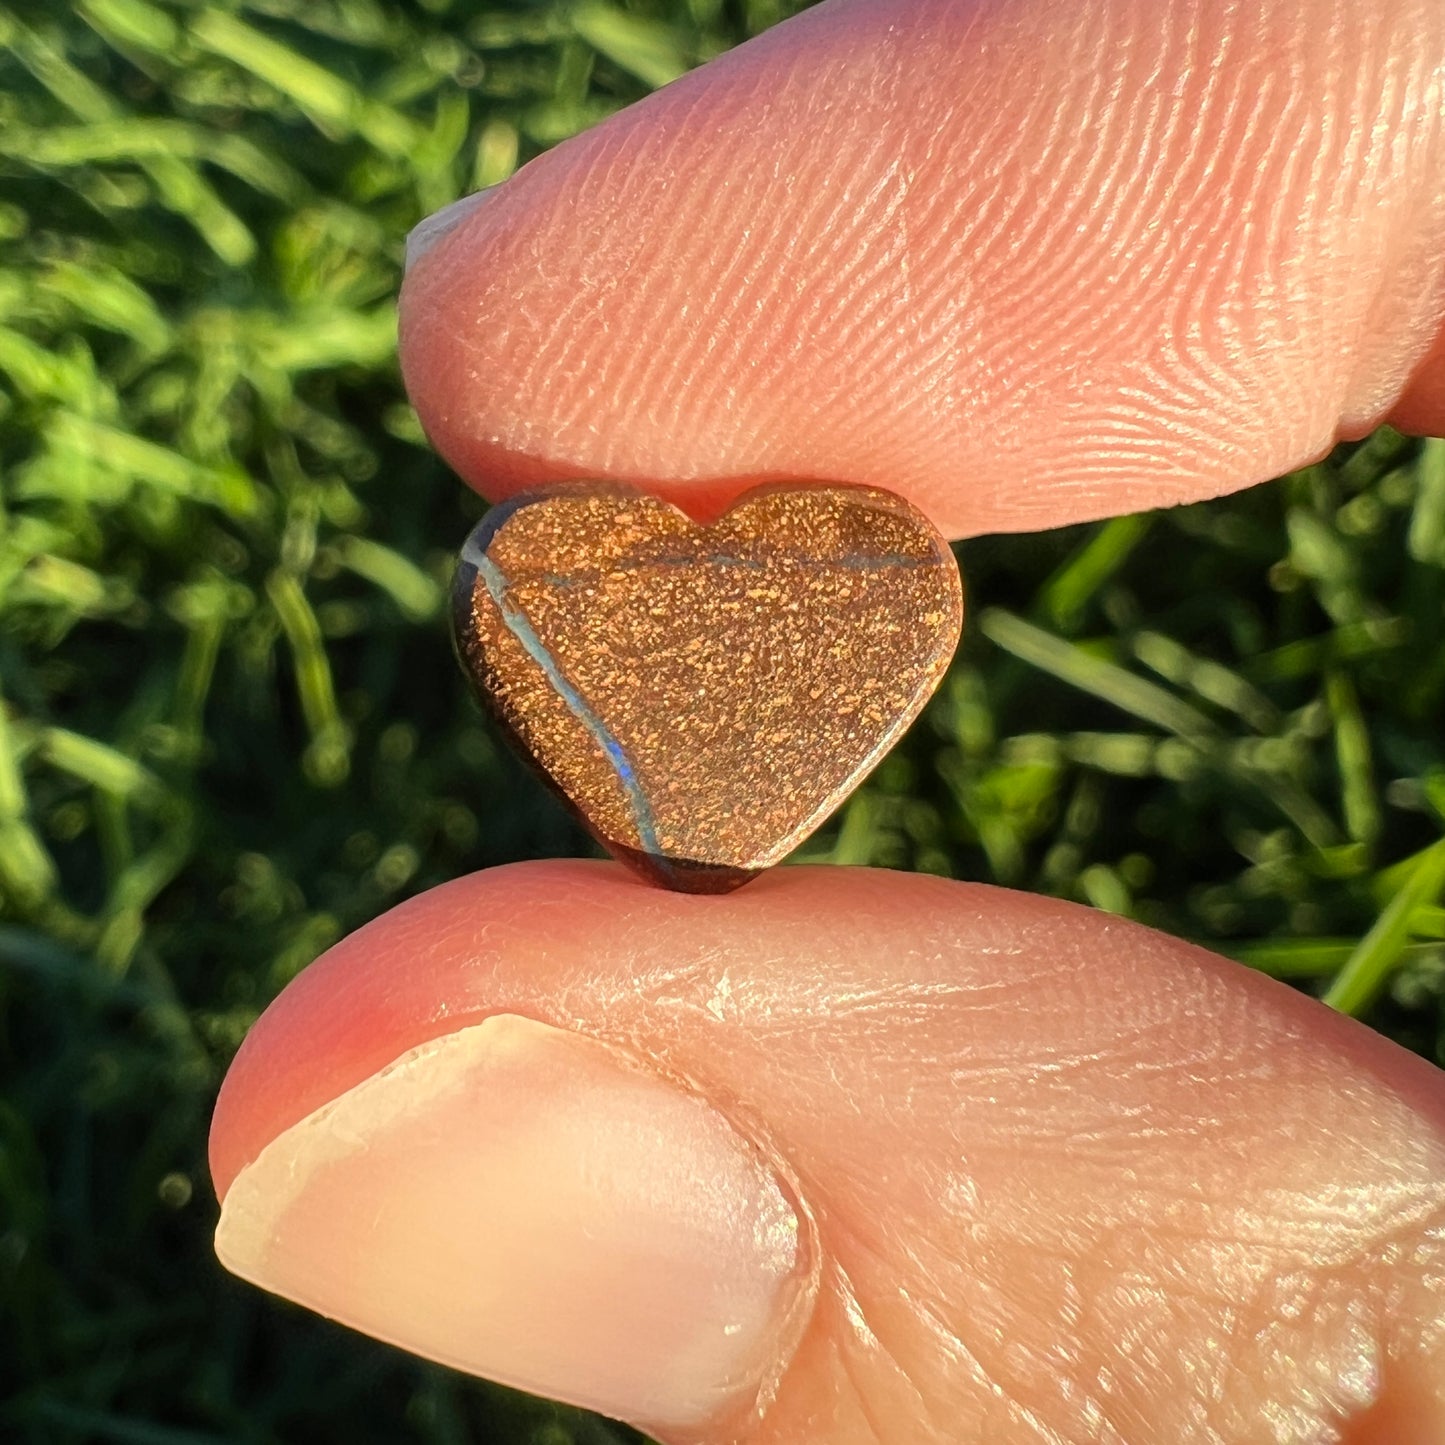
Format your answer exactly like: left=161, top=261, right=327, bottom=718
left=452, top=482, right=963, bottom=892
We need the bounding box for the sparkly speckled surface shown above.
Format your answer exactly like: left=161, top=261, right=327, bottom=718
left=453, top=482, right=963, bottom=891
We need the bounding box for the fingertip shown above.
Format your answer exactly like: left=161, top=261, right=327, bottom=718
left=207, top=860, right=638, bottom=1200
left=212, top=862, right=1445, bottom=1441
left=216, top=1013, right=814, bottom=1437
left=399, top=0, right=1445, bottom=537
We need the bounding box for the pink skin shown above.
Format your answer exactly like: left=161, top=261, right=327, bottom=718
left=213, top=0, right=1445, bottom=1440
left=398, top=0, right=1445, bottom=537
left=212, top=865, right=1445, bottom=1442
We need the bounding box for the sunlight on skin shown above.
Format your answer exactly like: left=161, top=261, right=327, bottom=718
left=214, top=864, right=1445, bottom=1444
left=219, top=0, right=1445, bottom=1438
left=400, top=0, right=1445, bottom=540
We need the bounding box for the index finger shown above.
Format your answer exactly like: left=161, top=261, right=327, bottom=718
left=398, top=0, right=1445, bottom=539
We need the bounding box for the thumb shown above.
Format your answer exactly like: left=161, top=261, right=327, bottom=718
left=210, top=863, right=1445, bottom=1444
left=398, top=0, right=1445, bottom=539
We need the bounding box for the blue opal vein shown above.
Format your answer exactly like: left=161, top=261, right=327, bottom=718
left=471, top=552, right=662, bottom=856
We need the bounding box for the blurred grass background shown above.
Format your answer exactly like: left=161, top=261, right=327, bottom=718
left=2, top=0, right=1444, bottom=1440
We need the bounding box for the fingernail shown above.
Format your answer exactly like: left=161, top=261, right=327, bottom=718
left=214, top=1016, right=810, bottom=1434
left=404, top=188, right=494, bottom=272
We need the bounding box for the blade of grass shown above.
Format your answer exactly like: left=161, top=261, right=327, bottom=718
left=1, top=120, right=305, bottom=202
left=1132, top=631, right=1281, bottom=732
left=1233, top=937, right=1359, bottom=977
left=76, top=0, right=178, bottom=55
left=265, top=569, right=351, bottom=785
left=1247, top=616, right=1407, bottom=681
left=1407, top=437, right=1445, bottom=567
left=0, top=693, right=58, bottom=905
left=32, top=726, right=163, bottom=805
left=1325, top=670, right=1380, bottom=847
left=1038, top=513, right=1153, bottom=632
left=332, top=535, right=441, bottom=622
left=1323, top=837, right=1445, bottom=1014
left=188, top=11, right=422, bottom=159
left=571, top=2, right=690, bottom=87
left=980, top=608, right=1218, bottom=738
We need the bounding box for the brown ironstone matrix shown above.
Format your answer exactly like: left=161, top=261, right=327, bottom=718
left=452, top=482, right=963, bottom=892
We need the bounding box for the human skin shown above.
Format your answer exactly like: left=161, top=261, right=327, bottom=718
left=211, top=0, right=1445, bottom=1441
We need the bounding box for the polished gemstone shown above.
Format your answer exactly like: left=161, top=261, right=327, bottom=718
left=452, top=482, right=963, bottom=892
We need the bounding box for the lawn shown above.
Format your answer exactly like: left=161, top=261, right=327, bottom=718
left=2, top=1, right=1444, bottom=1441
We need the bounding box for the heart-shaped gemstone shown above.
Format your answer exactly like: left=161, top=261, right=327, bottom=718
left=453, top=482, right=962, bottom=892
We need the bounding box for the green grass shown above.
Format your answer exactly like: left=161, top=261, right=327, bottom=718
left=2, top=1, right=1444, bottom=1441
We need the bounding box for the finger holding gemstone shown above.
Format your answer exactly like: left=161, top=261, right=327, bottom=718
left=452, top=482, right=963, bottom=893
